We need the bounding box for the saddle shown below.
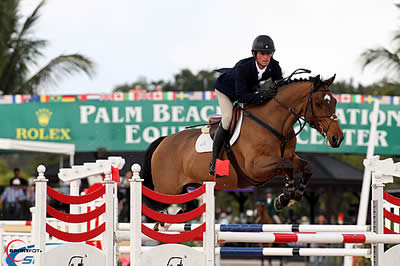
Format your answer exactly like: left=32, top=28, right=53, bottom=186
left=207, top=105, right=241, bottom=139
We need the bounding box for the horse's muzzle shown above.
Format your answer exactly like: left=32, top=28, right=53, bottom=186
left=329, top=134, right=344, bottom=148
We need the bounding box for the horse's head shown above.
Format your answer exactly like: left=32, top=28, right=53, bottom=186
left=304, top=75, right=344, bottom=148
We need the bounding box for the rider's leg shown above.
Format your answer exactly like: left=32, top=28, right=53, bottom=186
left=209, top=90, right=232, bottom=176
left=209, top=124, right=229, bottom=176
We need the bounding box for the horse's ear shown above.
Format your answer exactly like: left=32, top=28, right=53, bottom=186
left=313, top=75, right=321, bottom=89
left=325, top=74, right=336, bottom=87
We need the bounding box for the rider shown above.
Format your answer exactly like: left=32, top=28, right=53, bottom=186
left=209, top=35, right=283, bottom=176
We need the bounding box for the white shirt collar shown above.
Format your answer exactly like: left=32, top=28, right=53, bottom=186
left=255, top=61, right=267, bottom=80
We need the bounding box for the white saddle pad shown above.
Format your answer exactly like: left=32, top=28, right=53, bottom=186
left=195, top=110, right=243, bottom=153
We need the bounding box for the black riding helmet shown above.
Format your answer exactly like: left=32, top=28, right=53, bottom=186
left=252, top=35, right=275, bottom=54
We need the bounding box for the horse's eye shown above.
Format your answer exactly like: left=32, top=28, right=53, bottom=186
left=315, top=102, right=321, bottom=108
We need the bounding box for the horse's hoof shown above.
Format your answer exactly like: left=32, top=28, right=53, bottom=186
left=274, top=193, right=291, bottom=212
left=274, top=197, right=283, bottom=212
left=153, top=223, right=160, bottom=232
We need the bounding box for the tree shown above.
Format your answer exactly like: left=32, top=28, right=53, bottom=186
left=173, top=69, right=217, bottom=91
left=113, top=76, right=149, bottom=92
left=359, top=3, right=400, bottom=83
left=113, top=69, right=218, bottom=92
left=0, top=0, right=95, bottom=95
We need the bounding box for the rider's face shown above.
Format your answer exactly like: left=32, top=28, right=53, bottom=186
left=255, top=51, right=273, bottom=69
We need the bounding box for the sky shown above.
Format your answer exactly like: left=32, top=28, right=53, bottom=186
left=20, top=0, right=399, bottom=95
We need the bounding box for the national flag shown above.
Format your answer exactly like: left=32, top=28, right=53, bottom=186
left=100, top=94, right=113, bottom=101
left=112, top=92, right=125, bottom=101
left=25, top=95, right=41, bottom=103
left=364, top=95, right=378, bottom=104
left=0, top=95, right=13, bottom=104
left=214, top=159, right=229, bottom=180
left=340, top=94, right=352, bottom=103
left=352, top=94, right=364, bottom=104
left=152, top=92, right=164, bottom=100
left=164, top=91, right=176, bottom=100
left=125, top=92, right=136, bottom=101
left=62, top=95, right=76, bottom=102
left=175, top=91, right=190, bottom=100
left=79, top=94, right=88, bottom=101
left=13, top=95, right=24, bottom=104
left=40, top=95, right=50, bottom=103
left=332, top=94, right=340, bottom=101
left=188, top=91, right=203, bottom=100
left=80, top=94, right=102, bottom=101
left=22, top=95, right=31, bottom=103
left=136, top=92, right=153, bottom=100
left=391, top=96, right=400, bottom=105
left=87, top=94, right=102, bottom=101
left=203, top=91, right=215, bottom=100
left=379, top=96, right=391, bottom=105
left=49, top=95, right=62, bottom=102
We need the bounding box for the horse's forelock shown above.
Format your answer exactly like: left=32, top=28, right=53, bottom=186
left=310, top=75, right=334, bottom=92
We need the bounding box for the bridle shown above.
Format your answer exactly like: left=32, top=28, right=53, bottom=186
left=274, top=84, right=338, bottom=139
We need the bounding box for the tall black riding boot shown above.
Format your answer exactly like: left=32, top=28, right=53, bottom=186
left=209, top=124, right=229, bottom=176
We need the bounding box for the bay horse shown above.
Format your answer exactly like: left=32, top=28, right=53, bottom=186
left=142, top=74, right=344, bottom=212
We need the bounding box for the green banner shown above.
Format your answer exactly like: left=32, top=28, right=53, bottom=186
left=0, top=101, right=399, bottom=155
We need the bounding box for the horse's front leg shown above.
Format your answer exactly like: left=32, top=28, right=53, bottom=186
left=250, top=156, right=295, bottom=212
left=291, top=153, right=312, bottom=202
left=273, top=157, right=296, bottom=212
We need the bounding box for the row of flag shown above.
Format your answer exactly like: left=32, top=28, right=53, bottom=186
left=0, top=91, right=398, bottom=104
left=333, top=94, right=400, bottom=105
left=0, top=91, right=216, bottom=104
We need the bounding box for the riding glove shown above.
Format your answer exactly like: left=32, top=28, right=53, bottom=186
left=259, top=88, right=277, bottom=102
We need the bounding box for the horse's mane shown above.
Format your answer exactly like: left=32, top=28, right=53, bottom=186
left=273, top=77, right=314, bottom=91
left=273, top=75, right=328, bottom=91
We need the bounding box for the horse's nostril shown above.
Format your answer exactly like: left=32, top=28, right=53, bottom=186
left=331, top=135, right=340, bottom=146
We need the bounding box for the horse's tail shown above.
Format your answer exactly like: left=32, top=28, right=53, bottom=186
left=141, top=136, right=168, bottom=212
left=141, top=136, right=166, bottom=190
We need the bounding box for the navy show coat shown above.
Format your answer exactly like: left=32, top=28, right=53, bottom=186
left=213, top=56, right=283, bottom=105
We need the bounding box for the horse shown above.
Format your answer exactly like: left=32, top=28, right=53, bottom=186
left=254, top=201, right=274, bottom=225
left=141, top=74, right=344, bottom=212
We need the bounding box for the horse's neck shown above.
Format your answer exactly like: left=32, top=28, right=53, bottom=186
left=251, top=82, right=310, bottom=135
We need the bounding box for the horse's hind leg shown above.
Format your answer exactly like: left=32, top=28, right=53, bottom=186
left=292, top=154, right=313, bottom=201
left=273, top=158, right=295, bottom=212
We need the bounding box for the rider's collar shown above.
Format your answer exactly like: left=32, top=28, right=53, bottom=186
left=255, top=61, right=267, bottom=80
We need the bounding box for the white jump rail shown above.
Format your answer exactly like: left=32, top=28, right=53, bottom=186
left=365, top=156, right=400, bottom=266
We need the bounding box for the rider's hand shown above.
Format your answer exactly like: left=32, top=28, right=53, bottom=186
left=260, top=88, right=277, bottom=101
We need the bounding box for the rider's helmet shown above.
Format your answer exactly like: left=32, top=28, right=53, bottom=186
left=252, top=35, right=275, bottom=54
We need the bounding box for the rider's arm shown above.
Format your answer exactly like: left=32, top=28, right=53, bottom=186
left=234, top=64, right=263, bottom=104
